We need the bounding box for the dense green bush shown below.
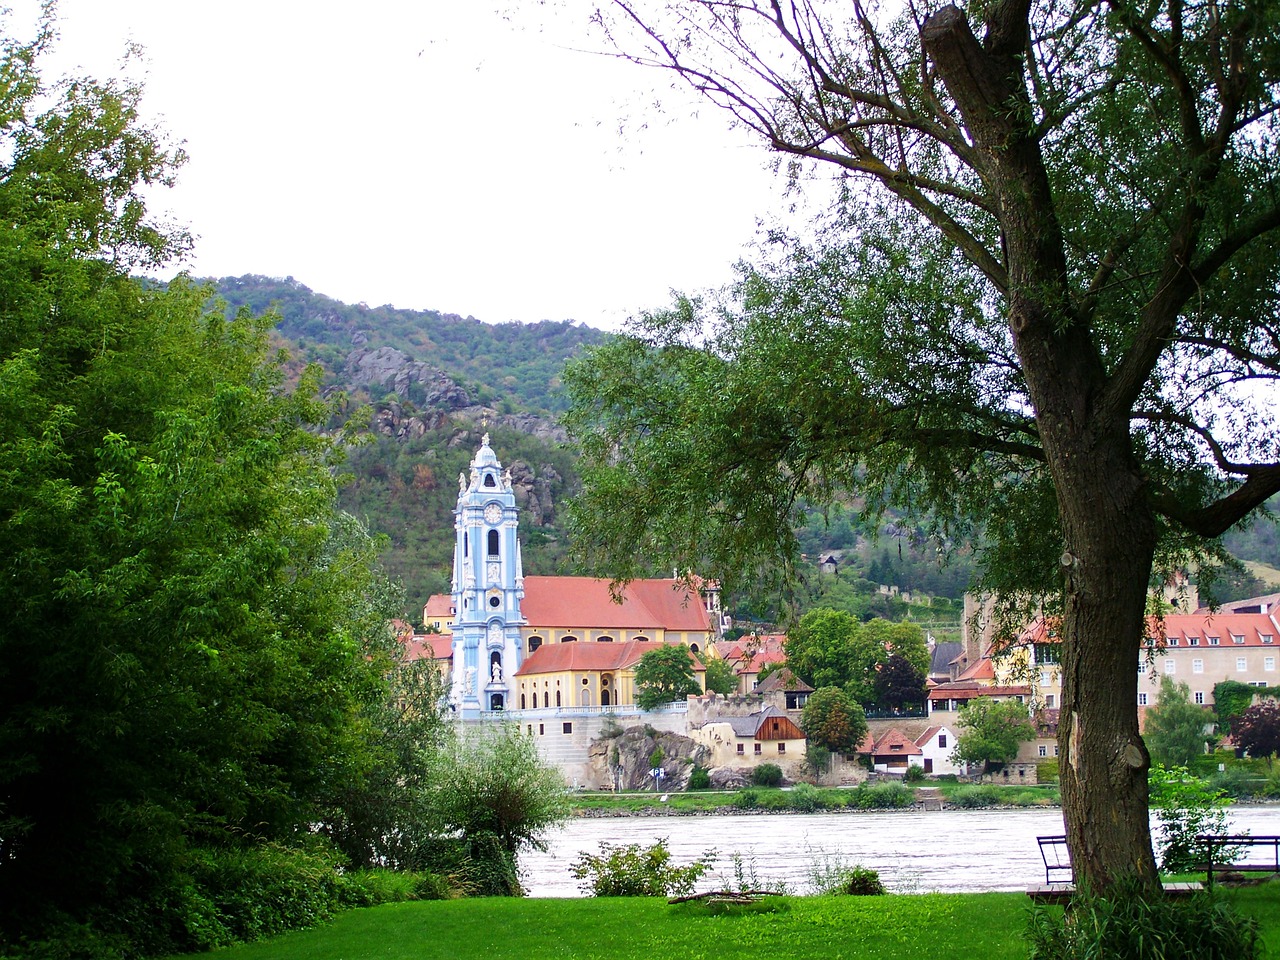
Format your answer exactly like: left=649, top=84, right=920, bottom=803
left=570, top=840, right=715, bottom=897
left=1149, top=765, right=1232, bottom=873
left=753, top=763, right=784, bottom=787
left=687, top=765, right=712, bottom=790
left=847, top=782, right=915, bottom=809
left=1026, top=880, right=1261, bottom=960
left=902, top=764, right=927, bottom=783
left=946, top=785, right=1004, bottom=808
left=733, top=788, right=760, bottom=809
left=788, top=783, right=826, bottom=812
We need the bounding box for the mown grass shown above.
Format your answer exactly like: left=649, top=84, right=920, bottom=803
left=168, top=885, right=1280, bottom=960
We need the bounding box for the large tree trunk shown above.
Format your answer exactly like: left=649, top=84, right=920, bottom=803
left=1051, top=426, right=1161, bottom=888
left=923, top=4, right=1161, bottom=890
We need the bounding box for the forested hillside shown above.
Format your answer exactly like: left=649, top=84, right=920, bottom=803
left=207, top=275, right=1279, bottom=620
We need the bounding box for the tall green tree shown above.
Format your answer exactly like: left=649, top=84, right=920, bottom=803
left=0, top=19, right=407, bottom=949
left=952, top=698, right=1037, bottom=776
left=800, top=686, right=869, bottom=755
left=1143, top=677, right=1211, bottom=769
left=700, top=654, right=739, bottom=696
left=633, top=645, right=702, bottom=710
left=873, top=654, right=928, bottom=714
left=568, top=0, right=1280, bottom=889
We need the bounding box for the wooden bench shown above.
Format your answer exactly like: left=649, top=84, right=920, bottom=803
left=1030, top=835, right=1203, bottom=903
left=1196, top=834, right=1280, bottom=889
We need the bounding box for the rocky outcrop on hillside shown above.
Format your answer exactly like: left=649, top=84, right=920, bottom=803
left=345, top=344, right=471, bottom=409
left=588, top=726, right=711, bottom=792
left=508, top=460, right=561, bottom=527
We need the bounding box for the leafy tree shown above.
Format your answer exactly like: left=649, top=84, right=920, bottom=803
left=782, top=608, right=892, bottom=703
left=1230, top=701, right=1280, bottom=767
left=569, top=0, right=1280, bottom=888
left=1148, top=764, right=1232, bottom=873
left=952, top=698, right=1036, bottom=775
left=1144, top=678, right=1211, bottom=769
left=428, top=724, right=567, bottom=895
left=873, top=654, right=928, bottom=714
left=800, top=686, right=869, bottom=755
left=0, top=21, right=420, bottom=951
left=701, top=654, right=739, bottom=696
left=633, top=645, right=701, bottom=710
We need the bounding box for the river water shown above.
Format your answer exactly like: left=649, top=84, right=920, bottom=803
left=520, top=805, right=1280, bottom=897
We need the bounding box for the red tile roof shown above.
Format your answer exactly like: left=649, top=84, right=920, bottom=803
left=401, top=634, right=453, bottom=663
left=868, top=727, right=922, bottom=756
left=521, top=576, right=714, bottom=632
left=1019, top=611, right=1280, bottom=648
left=424, top=594, right=454, bottom=618
left=928, top=682, right=1031, bottom=701
left=513, top=638, right=701, bottom=677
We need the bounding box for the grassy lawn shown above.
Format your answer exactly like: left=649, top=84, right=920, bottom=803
left=173, top=886, right=1280, bottom=960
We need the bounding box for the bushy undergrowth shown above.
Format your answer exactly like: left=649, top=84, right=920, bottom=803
left=1026, top=881, right=1261, bottom=960
left=752, top=763, right=784, bottom=787
left=846, top=782, right=915, bottom=809
left=807, top=853, right=886, bottom=896
left=570, top=840, right=714, bottom=897
left=3, top=844, right=450, bottom=960
left=943, top=784, right=1058, bottom=808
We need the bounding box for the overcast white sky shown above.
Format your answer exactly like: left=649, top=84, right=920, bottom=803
left=8, top=1, right=796, bottom=331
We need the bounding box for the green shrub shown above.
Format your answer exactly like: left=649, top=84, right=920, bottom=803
left=337, top=868, right=452, bottom=906
left=733, top=789, right=759, bottom=809
left=752, top=763, right=784, bottom=787
left=903, top=764, right=927, bottom=783
left=808, top=853, right=886, bottom=896
left=848, top=782, right=915, bottom=809
left=570, top=840, right=715, bottom=897
left=1026, top=879, right=1261, bottom=960
left=788, top=782, right=825, bottom=812
left=1036, top=759, right=1059, bottom=783
left=945, top=785, right=1004, bottom=808
left=1209, top=765, right=1278, bottom=800
left=1149, top=765, right=1232, bottom=873
left=688, top=765, right=712, bottom=790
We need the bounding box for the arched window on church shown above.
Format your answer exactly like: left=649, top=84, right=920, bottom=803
left=597, top=635, right=614, bottom=643
left=528, top=636, right=543, bottom=655
left=555, top=690, right=561, bottom=707
left=487, top=529, right=499, bottom=556
left=543, top=691, right=549, bottom=708
left=484, top=473, right=496, bottom=487
left=632, top=636, right=650, bottom=643
left=463, top=533, right=468, bottom=557
left=690, top=642, right=700, bottom=654
left=561, top=635, right=577, bottom=643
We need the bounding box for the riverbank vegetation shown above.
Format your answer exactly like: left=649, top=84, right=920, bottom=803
left=168, top=885, right=1280, bottom=960
left=565, top=781, right=1060, bottom=815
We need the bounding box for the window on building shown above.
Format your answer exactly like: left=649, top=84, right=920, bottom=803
left=1267, top=657, right=1276, bottom=672
left=1164, top=659, right=1176, bottom=674
left=520, top=695, right=526, bottom=709
left=778, top=743, right=786, bottom=754
left=1034, top=644, right=1061, bottom=665
left=938, top=734, right=947, bottom=748
left=597, top=635, right=614, bottom=643
left=1251, top=681, right=1268, bottom=687
left=1193, top=659, right=1204, bottom=673
left=1168, top=637, right=1179, bottom=646
left=753, top=743, right=762, bottom=755
left=528, top=636, right=542, bottom=654
left=563, top=722, right=573, bottom=734
left=1137, top=660, right=1147, bottom=674
left=1233, top=635, right=1246, bottom=645
left=1189, top=636, right=1200, bottom=646
left=487, top=529, right=499, bottom=556
left=1045, top=694, right=1056, bottom=708
left=1264, top=635, right=1275, bottom=645
left=527, top=724, right=533, bottom=735
left=556, top=691, right=562, bottom=707
left=1194, top=691, right=1205, bottom=704
left=484, top=474, right=496, bottom=488
left=1209, top=636, right=1220, bottom=646
left=1237, top=657, right=1248, bottom=671
left=1038, top=745, right=1048, bottom=758
left=1139, top=692, right=1149, bottom=706
left=538, top=723, right=544, bottom=735
left=543, top=692, right=549, bottom=708
left=736, top=743, right=744, bottom=754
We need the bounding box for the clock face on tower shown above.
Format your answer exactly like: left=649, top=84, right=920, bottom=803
left=484, top=503, right=502, bottom=525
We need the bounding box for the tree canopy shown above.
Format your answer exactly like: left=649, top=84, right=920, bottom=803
left=800, top=686, right=869, bottom=754
left=1143, top=677, right=1211, bottom=768
left=566, top=0, right=1280, bottom=888
left=952, top=698, right=1037, bottom=774
left=1230, top=701, right=1280, bottom=767
left=780, top=610, right=925, bottom=706
left=633, top=645, right=702, bottom=710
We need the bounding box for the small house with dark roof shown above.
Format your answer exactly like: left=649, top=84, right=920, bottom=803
left=694, top=704, right=807, bottom=775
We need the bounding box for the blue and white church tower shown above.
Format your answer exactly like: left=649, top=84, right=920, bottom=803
left=450, top=434, right=525, bottom=718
